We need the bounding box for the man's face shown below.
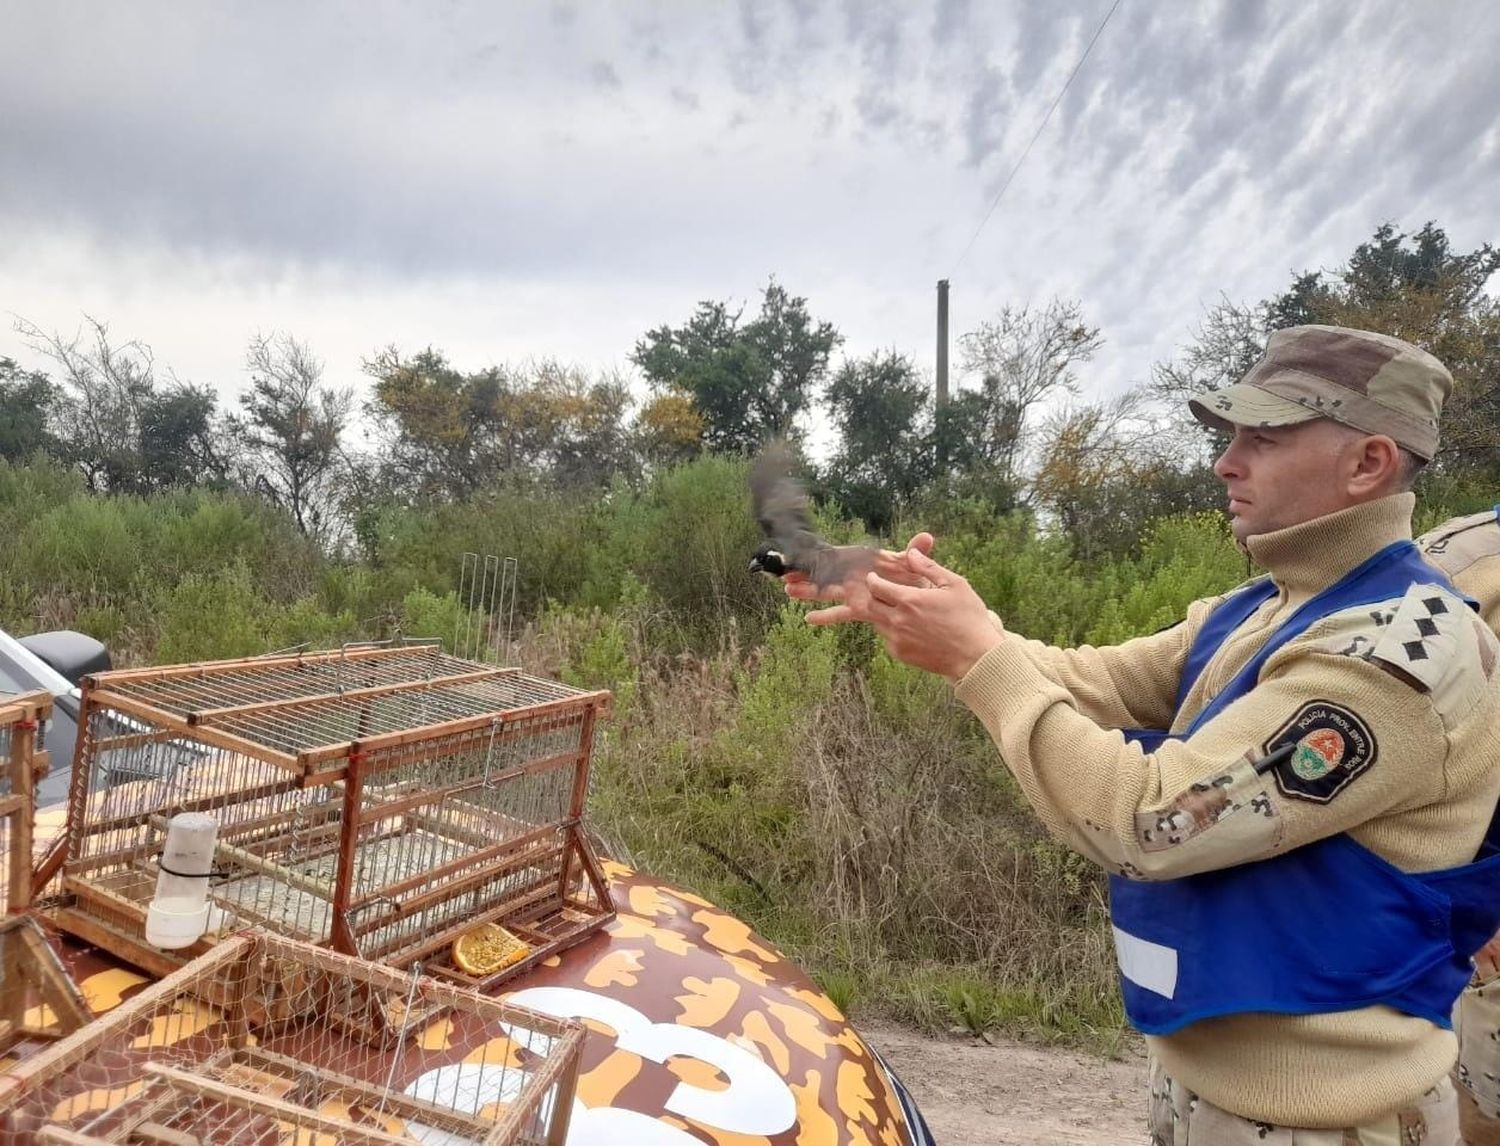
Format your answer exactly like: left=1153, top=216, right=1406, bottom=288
left=1212, top=419, right=1366, bottom=542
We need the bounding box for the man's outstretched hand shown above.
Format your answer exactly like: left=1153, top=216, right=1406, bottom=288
left=786, top=541, right=1003, bottom=682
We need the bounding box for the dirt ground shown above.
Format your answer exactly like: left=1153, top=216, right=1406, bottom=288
left=860, top=1020, right=1149, bottom=1145
left=865, top=1025, right=1500, bottom=1146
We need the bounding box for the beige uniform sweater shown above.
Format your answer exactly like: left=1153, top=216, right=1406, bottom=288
left=955, top=494, right=1500, bottom=1127
left=1420, top=507, right=1500, bottom=631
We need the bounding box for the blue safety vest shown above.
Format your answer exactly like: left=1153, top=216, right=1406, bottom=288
left=1111, top=539, right=1500, bottom=1035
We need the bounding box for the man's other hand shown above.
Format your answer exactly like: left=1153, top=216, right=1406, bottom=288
left=794, top=546, right=1003, bottom=682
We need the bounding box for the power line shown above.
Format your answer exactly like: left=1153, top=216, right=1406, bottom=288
left=950, top=0, right=1125, bottom=276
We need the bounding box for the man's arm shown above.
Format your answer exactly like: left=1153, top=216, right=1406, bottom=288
left=799, top=546, right=1467, bottom=880
left=956, top=618, right=1451, bottom=880
left=794, top=537, right=1211, bottom=731
left=1006, top=606, right=1217, bottom=733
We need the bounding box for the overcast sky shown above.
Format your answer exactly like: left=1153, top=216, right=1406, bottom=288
left=3, top=0, right=1497, bottom=437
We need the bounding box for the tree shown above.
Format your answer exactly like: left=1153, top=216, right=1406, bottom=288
left=14, top=316, right=229, bottom=492
left=15, top=316, right=155, bottom=491
left=1149, top=296, right=1269, bottom=408
left=536, top=365, right=639, bottom=491
left=0, top=358, right=60, bottom=463
left=235, top=333, right=352, bottom=542
left=363, top=347, right=502, bottom=500
left=1264, top=222, right=1500, bottom=478
left=823, top=351, right=932, bottom=532
left=945, top=298, right=1103, bottom=494
left=632, top=392, right=704, bottom=470
left=138, top=385, right=230, bottom=490
left=364, top=350, right=638, bottom=498
left=1031, top=392, right=1221, bottom=560
left=631, top=281, right=841, bottom=454
left=1146, top=296, right=1270, bottom=468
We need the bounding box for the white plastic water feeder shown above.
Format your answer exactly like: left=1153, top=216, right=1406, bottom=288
left=145, top=812, right=218, bottom=949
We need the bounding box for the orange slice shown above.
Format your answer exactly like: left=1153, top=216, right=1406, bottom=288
left=452, top=923, right=530, bottom=976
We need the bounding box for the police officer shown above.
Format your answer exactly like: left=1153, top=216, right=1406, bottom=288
left=789, top=326, right=1500, bottom=1143
left=1420, top=505, right=1500, bottom=1142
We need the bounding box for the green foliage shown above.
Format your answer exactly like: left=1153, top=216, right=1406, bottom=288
left=823, top=351, right=932, bottom=532
left=266, top=597, right=359, bottom=652
left=364, top=350, right=640, bottom=499
left=367, top=491, right=596, bottom=621
left=722, top=604, right=836, bottom=762
left=16, top=495, right=144, bottom=599
left=0, top=358, right=61, bottom=464
left=549, top=604, right=639, bottom=720
left=893, top=965, right=1123, bottom=1046
left=399, top=587, right=465, bottom=646
left=633, top=454, right=774, bottom=641
left=811, top=969, right=859, bottom=1017
left=1264, top=223, right=1499, bottom=483
left=866, top=648, right=951, bottom=728
left=155, top=564, right=268, bottom=663
left=1082, top=513, right=1246, bottom=645
left=632, top=281, right=841, bottom=454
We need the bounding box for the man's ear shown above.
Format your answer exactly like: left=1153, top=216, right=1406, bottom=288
left=1347, top=433, right=1403, bottom=496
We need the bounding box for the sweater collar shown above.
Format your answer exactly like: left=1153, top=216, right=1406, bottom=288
left=1242, top=493, right=1415, bottom=603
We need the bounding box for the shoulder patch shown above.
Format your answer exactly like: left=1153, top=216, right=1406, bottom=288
left=1368, top=583, right=1491, bottom=728
left=1263, top=700, right=1376, bottom=803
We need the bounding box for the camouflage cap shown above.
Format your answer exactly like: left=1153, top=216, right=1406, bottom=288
left=1188, top=325, right=1452, bottom=460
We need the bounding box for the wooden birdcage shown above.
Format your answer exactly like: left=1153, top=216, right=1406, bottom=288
left=43, top=646, right=613, bottom=981
left=0, top=691, right=91, bottom=1062
left=0, top=931, right=585, bottom=1146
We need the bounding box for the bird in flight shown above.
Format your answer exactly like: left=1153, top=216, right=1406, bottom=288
left=748, top=440, right=879, bottom=589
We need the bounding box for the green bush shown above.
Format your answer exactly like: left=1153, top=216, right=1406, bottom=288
left=155, top=564, right=269, bottom=663
left=15, top=496, right=143, bottom=601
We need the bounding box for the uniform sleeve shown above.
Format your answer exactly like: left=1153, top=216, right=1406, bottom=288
left=1455, top=554, right=1500, bottom=635
left=1420, top=517, right=1500, bottom=635
left=998, top=597, right=1221, bottom=732
left=954, top=595, right=1458, bottom=881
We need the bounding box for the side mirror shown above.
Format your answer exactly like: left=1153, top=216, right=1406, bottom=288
left=16, top=630, right=112, bottom=686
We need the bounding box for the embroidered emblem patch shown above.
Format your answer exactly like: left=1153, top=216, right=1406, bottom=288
left=1263, top=700, right=1376, bottom=803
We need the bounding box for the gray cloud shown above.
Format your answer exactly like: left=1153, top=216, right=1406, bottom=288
left=588, top=60, right=622, bottom=89
left=1, top=0, right=1496, bottom=408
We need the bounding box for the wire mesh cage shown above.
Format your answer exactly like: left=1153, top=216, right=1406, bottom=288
left=45, top=645, right=614, bottom=981
left=0, top=931, right=585, bottom=1146
left=0, top=691, right=91, bottom=1063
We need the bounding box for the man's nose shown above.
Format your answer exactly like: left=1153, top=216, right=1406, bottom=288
left=1213, top=441, right=1242, bottom=480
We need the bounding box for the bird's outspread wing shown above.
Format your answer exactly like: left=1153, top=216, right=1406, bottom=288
left=749, top=441, right=878, bottom=588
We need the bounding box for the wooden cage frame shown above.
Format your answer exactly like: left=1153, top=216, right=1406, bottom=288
left=38, top=646, right=614, bottom=980
left=0, top=691, right=91, bottom=1059
left=0, top=932, right=585, bottom=1146
left=3, top=690, right=50, bottom=914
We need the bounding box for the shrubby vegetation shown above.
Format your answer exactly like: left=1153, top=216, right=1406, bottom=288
left=2, top=221, right=1496, bottom=1048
